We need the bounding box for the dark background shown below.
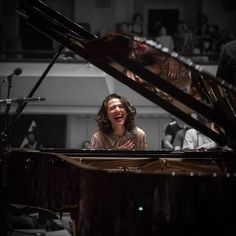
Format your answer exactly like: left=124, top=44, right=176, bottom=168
left=10, top=114, right=67, bottom=148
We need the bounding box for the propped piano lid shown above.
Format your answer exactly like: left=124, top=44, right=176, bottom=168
left=16, top=0, right=236, bottom=149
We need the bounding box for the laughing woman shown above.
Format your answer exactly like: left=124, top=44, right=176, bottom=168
left=90, top=93, right=147, bottom=150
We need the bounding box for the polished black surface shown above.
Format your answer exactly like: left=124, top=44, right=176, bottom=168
left=3, top=149, right=236, bottom=236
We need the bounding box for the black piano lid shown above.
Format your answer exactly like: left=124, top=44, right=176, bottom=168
left=16, top=0, right=236, bottom=149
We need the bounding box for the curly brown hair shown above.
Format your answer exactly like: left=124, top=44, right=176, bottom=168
left=96, top=93, right=136, bottom=135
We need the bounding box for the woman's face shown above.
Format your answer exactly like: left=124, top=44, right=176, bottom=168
left=106, top=98, right=127, bottom=129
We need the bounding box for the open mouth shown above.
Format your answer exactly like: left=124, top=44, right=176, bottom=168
left=114, top=114, right=124, bottom=122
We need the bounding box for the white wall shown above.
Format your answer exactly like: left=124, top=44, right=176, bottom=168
left=0, top=61, right=218, bottom=149
left=0, top=62, right=165, bottom=114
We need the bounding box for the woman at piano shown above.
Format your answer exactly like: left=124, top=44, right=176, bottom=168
left=90, top=93, right=147, bottom=150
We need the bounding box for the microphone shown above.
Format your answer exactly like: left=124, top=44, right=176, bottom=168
left=2, top=68, right=22, bottom=83
left=11, top=67, right=22, bottom=76
left=0, top=97, right=46, bottom=104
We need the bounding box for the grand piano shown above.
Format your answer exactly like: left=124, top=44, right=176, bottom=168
left=1, top=0, right=236, bottom=235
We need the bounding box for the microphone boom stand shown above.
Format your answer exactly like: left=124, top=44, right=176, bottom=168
left=0, top=45, right=64, bottom=235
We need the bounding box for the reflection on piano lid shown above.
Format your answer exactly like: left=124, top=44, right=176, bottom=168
left=16, top=0, right=236, bottom=149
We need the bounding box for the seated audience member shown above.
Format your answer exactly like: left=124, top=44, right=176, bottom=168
left=162, top=118, right=181, bottom=150
left=173, top=125, right=190, bottom=150
left=116, top=22, right=131, bottom=34
left=155, top=26, right=175, bottom=51
left=175, top=20, right=193, bottom=54
left=130, top=13, right=144, bottom=37
left=215, top=28, right=234, bottom=54
left=81, top=140, right=91, bottom=149
left=193, top=14, right=211, bottom=47
left=182, top=115, right=219, bottom=150
left=208, top=24, right=220, bottom=52
left=90, top=93, right=147, bottom=150
left=182, top=128, right=218, bottom=150
left=23, top=131, right=41, bottom=150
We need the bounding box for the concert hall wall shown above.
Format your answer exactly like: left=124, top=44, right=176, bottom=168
left=0, top=62, right=218, bottom=149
